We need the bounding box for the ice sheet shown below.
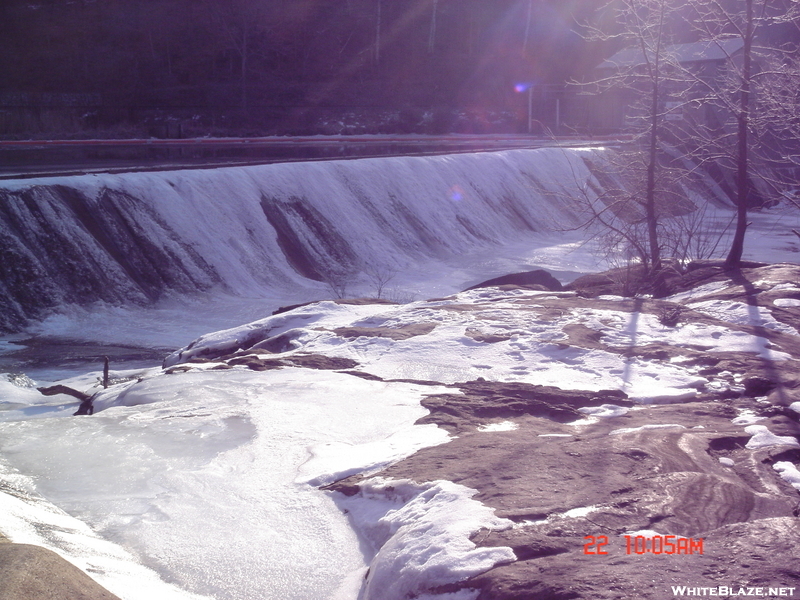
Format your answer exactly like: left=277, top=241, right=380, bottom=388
left=0, top=369, right=452, bottom=600
left=0, top=461, right=209, bottom=600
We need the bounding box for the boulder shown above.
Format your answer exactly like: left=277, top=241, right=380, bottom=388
left=465, top=270, right=563, bottom=292
left=0, top=543, right=121, bottom=600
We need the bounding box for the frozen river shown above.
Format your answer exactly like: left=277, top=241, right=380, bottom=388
left=1, top=148, right=800, bottom=599
left=0, top=233, right=601, bottom=600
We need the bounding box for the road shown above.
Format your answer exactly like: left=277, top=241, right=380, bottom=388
left=0, top=134, right=625, bottom=179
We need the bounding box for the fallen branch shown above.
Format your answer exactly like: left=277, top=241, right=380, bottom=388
left=37, top=385, right=94, bottom=416
left=37, top=385, right=91, bottom=401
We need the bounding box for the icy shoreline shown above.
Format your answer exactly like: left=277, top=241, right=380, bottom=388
left=6, top=258, right=800, bottom=598
left=3, top=147, right=800, bottom=598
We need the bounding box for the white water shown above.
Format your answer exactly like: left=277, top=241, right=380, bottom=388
left=0, top=147, right=607, bottom=333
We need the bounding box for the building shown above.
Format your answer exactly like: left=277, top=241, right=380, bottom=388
left=570, top=37, right=745, bottom=134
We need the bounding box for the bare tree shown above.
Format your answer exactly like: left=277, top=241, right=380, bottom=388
left=753, top=9, right=800, bottom=201
left=579, top=0, right=692, bottom=281
left=674, top=0, right=800, bottom=266
left=201, top=0, right=274, bottom=113
left=574, top=0, right=800, bottom=281
left=364, top=263, right=398, bottom=299
left=561, top=147, right=696, bottom=282
left=323, top=270, right=355, bottom=299
left=760, top=52, right=800, bottom=173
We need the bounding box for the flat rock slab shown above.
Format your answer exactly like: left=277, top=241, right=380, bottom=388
left=329, top=380, right=800, bottom=599
left=0, top=544, right=120, bottom=600
left=464, top=517, right=800, bottom=600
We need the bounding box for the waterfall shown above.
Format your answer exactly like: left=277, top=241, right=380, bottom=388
left=0, top=147, right=643, bottom=332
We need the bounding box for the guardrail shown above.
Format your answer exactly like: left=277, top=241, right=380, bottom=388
left=0, top=134, right=631, bottom=180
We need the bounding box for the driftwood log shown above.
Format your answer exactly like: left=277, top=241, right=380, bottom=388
left=36, top=386, right=94, bottom=416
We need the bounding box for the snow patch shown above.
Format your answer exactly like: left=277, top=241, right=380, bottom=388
left=773, top=461, right=800, bottom=490
left=770, top=283, right=800, bottom=293
left=514, top=505, right=601, bottom=528
left=578, top=404, right=629, bottom=418
left=732, top=410, right=766, bottom=425
left=297, top=423, right=451, bottom=487
left=609, top=424, right=687, bottom=436
left=667, top=280, right=732, bottom=303
left=629, top=389, right=698, bottom=404
left=774, top=298, right=800, bottom=308
left=744, top=425, right=800, bottom=449
left=0, top=368, right=453, bottom=600
left=477, top=421, right=519, bottom=432
left=688, top=299, right=799, bottom=336
left=562, top=505, right=601, bottom=519
left=334, top=478, right=515, bottom=600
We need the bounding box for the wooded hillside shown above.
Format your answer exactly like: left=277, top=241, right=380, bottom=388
left=1, top=0, right=605, bottom=136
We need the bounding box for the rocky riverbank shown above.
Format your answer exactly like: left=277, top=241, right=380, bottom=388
left=324, top=262, right=800, bottom=599
left=5, top=262, right=800, bottom=600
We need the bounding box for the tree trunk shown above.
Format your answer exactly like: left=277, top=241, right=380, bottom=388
left=644, top=2, right=665, bottom=274
left=523, top=0, right=532, bottom=54
left=428, top=0, right=438, bottom=54
left=725, top=0, right=753, bottom=268
left=241, top=28, right=248, bottom=113
left=375, top=0, right=382, bottom=64
left=646, top=92, right=661, bottom=274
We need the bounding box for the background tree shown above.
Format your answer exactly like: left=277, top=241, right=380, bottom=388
left=760, top=50, right=800, bottom=187
left=200, top=0, right=277, bottom=114
left=375, top=0, right=383, bottom=64
left=428, top=0, right=439, bottom=54
left=0, top=0, right=614, bottom=137
left=579, top=0, right=692, bottom=284
left=675, top=0, right=800, bottom=267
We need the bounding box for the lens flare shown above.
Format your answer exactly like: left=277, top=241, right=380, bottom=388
left=448, top=185, right=465, bottom=202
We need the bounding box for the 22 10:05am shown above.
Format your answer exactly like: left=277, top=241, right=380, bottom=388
left=584, top=535, right=704, bottom=555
